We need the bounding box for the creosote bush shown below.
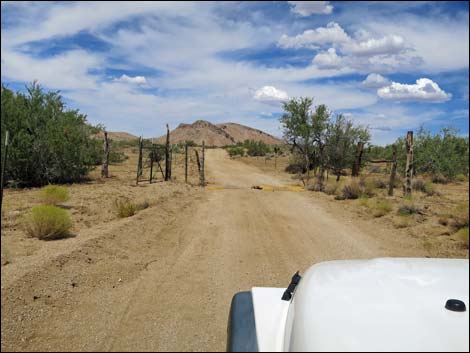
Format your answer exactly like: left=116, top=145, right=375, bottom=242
left=453, top=227, right=469, bottom=248
left=114, top=198, right=137, bottom=218
left=24, top=205, right=72, bottom=240
left=452, top=202, right=469, bottom=229
left=397, top=200, right=423, bottom=216
left=41, top=185, right=70, bottom=205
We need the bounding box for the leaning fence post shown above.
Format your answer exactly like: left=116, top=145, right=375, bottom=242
left=404, top=131, right=413, bottom=196
left=149, top=144, right=155, bottom=184
left=388, top=144, right=397, bottom=196
left=200, top=140, right=205, bottom=186
left=101, top=130, right=110, bottom=178
left=352, top=141, right=364, bottom=177
left=165, top=124, right=170, bottom=181
left=136, top=136, right=143, bottom=185
left=185, top=143, right=188, bottom=183
left=1, top=131, right=9, bottom=215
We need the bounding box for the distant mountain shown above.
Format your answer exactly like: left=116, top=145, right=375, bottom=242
left=154, top=120, right=282, bottom=146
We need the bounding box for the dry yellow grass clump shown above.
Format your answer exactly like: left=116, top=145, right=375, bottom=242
left=24, top=205, right=72, bottom=240
left=41, top=185, right=70, bottom=205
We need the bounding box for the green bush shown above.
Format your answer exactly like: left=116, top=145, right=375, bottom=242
left=372, top=199, right=393, bottom=217
left=453, top=227, right=469, bottom=248
left=455, top=174, right=468, bottom=182
left=114, top=198, right=137, bottom=218
left=41, top=185, right=70, bottom=205
left=452, top=202, right=469, bottom=229
left=244, top=139, right=271, bottom=157
left=227, top=146, right=245, bottom=158
left=1, top=83, right=102, bottom=186
left=24, top=205, right=72, bottom=240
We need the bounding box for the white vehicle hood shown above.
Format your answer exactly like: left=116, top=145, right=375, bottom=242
left=252, top=258, right=469, bottom=352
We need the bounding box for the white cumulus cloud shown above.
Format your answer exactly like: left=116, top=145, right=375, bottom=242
left=377, top=78, right=451, bottom=102
left=253, top=86, right=289, bottom=102
left=278, top=22, right=348, bottom=49
left=343, top=34, right=406, bottom=57
left=312, top=48, right=343, bottom=69
left=114, top=74, right=147, bottom=85
left=362, top=73, right=390, bottom=88
left=288, top=1, right=333, bottom=16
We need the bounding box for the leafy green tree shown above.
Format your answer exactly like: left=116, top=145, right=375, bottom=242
left=325, top=114, right=370, bottom=181
left=1, top=82, right=102, bottom=186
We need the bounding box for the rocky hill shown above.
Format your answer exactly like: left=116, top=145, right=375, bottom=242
left=155, top=120, right=282, bottom=146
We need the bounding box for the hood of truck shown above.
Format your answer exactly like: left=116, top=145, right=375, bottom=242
left=252, top=258, right=469, bottom=352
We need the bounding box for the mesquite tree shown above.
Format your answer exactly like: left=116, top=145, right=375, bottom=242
left=325, top=114, right=370, bottom=182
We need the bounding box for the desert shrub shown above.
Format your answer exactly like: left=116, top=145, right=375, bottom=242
left=227, top=146, right=245, bottom=158
left=244, top=139, right=271, bottom=157
left=453, top=227, right=469, bottom=248
left=438, top=217, right=449, bottom=226
left=367, top=165, right=384, bottom=174
left=307, top=182, right=323, bottom=192
left=412, top=179, right=426, bottom=192
left=24, top=205, right=72, bottom=240
left=455, top=174, right=468, bottom=182
left=40, top=185, right=70, bottom=205
left=285, top=163, right=306, bottom=174
left=423, top=182, right=439, bottom=196
left=341, top=181, right=362, bottom=200
left=324, top=183, right=340, bottom=195
left=358, top=196, right=370, bottom=207
left=1, top=83, right=102, bottom=186
left=398, top=200, right=423, bottom=216
left=372, top=178, right=388, bottom=189
left=114, top=198, right=137, bottom=218
left=372, top=199, right=393, bottom=217
left=136, top=200, right=150, bottom=211
left=358, top=178, right=375, bottom=197
left=452, top=202, right=469, bottom=229
left=431, top=174, right=449, bottom=184
left=394, top=214, right=413, bottom=228
left=109, top=150, right=128, bottom=164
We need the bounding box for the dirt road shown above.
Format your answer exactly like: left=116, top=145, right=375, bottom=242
left=2, top=149, right=427, bottom=352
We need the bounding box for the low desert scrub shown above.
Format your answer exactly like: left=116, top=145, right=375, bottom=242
left=394, top=214, right=414, bottom=228
left=455, top=174, right=468, bottom=182
left=358, top=197, right=392, bottom=217
left=412, top=180, right=426, bottom=193
left=397, top=199, right=423, bottom=216
left=41, top=185, right=70, bottom=205
left=324, top=182, right=340, bottom=195
left=452, top=227, right=469, bottom=248
left=372, top=178, right=388, bottom=189
left=371, top=199, right=393, bottom=217
left=136, top=200, right=150, bottom=211
left=451, top=202, right=469, bottom=229
left=114, top=198, right=137, bottom=218
left=340, top=181, right=362, bottom=200
left=431, top=174, right=449, bottom=184
left=24, top=205, right=72, bottom=240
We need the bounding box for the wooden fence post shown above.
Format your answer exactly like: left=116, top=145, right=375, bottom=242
left=101, top=131, right=110, bottom=178
left=1, top=131, right=9, bottom=215
left=404, top=131, right=414, bottom=196
left=388, top=144, right=397, bottom=196
left=185, top=143, right=188, bottom=183
left=136, top=136, right=143, bottom=185
left=165, top=124, right=170, bottom=181
left=200, top=140, right=205, bottom=186
left=352, top=141, right=364, bottom=177
left=149, top=144, right=155, bottom=183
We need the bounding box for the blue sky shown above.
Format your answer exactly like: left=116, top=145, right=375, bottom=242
left=1, top=1, right=468, bottom=144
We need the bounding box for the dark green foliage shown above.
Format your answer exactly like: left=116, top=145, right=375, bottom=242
left=366, top=127, right=468, bottom=181
left=243, top=139, right=271, bottom=156
left=227, top=146, right=245, bottom=157
left=1, top=83, right=102, bottom=186
left=325, top=114, right=370, bottom=180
